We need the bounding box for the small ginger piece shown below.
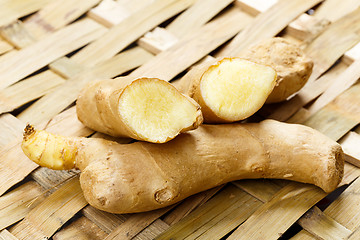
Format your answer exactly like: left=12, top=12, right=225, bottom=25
left=76, top=77, right=203, bottom=143
left=22, top=120, right=344, bottom=214
left=241, top=37, right=313, bottom=103
left=181, top=58, right=277, bottom=123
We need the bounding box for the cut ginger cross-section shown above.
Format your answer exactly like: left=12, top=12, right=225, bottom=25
left=76, top=77, right=203, bottom=143
left=186, top=58, right=277, bottom=123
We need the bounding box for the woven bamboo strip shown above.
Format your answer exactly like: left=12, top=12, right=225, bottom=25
left=165, top=0, right=234, bottom=37
left=88, top=0, right=153, bottom=27
left=74, top=0, right=196, bottom=66
left=348, top=227, right=360, bottom=240
left=134, top=219, right=169, bottom=240
left=0, top=182, right=45, bottom=230
left=340, top=132, right=360, bottom=167
left=23, top=0, right=101, bottom=39
left=138, top=0, right=234, bottom=54
left=0, top=71, right=65, bottom=114
left=0, top=39, right=13, bottom=55
left=0, top=143, right=38, bottom=196
left=0, top=114, right=23, bottom=147
left=217, top=0, right=322, bottom=57
left=0, top=0, right=52, bottom=27
left=52, top=217, right=108, bottom=240
left=82, top=206, right=127, bottom=234
left=105, top=206, right=175, bottom=240
left=232, top=179, right=283, bottom=202
left=343, top=42, right=360, bottom=64
left=297, top=206, right=352, bottom=240
left=314, top=0, right=360, bottom=22
left=130, top=7, right=251, bottom=80
left=162, top=185, right=222, bottom=226
left=236, top=0, right=329, bottom=42
left=0, top=21, right=36, bottom=49
left=305, top=58, right=360, bottom=117
left=9, top=177, right=87, bottom=240
left=49, top=57, right=86, bottom=79
left=227, top=184, right=326, bottom=240
left=293, top=175, right=360, bottom=239
left=324, top=177, right=360, bottom=230
left=304, top=83, right=360, bottom=141
left=305, top=8, right=360, bottom=83
left=155, top=185, right=261, bottom=239
left=0, top=230, right=18, bottom=240
left=0, top=18, right=107, bottom=90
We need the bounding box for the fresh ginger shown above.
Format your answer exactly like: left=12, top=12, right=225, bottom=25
left=179, top=57, right=277, bottom=123
left=22, top=120, right=344, bottom=214
left=76, top=77, right=203, bottom=143
left=241, top=37, right=314, bottom=103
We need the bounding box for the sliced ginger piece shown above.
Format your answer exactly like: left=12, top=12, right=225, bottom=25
left=184, top=58, right=277, bottom=123
left=76, top=77, right=203, bottom=143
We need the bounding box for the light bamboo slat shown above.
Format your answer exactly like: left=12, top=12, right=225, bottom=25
left=52, top=217, right=108, bottom=240
left=162, top=185, right=222, bottom=226
left=307, top=58, right=360, bottom=116
left=305, top=7, right=360, bottom=83
left=0, top=39, right=13, bottom=55
left=298, top=206, right=352, bottom=240
left=88, top=0, right=152, bottom=28
left=340, top=132, right=360, bottom=167
left=133, top=219, right=169, bottom=240
left=0, top=71, right=65, bottom=114
left=156, top=185, right=262, bottom=240
left=217, top=0, right=322, bottom=56
left=0, top=21, right=36, bottom=49
left=314, top=0, right=360, bottom=22
left=304, top=83, right=360, bottom=141
left=24, top=0, right=101, bottom=39
left=166, top=0, right=234, bottom=37
left=0, top=114, right=24, bottom=147
left=0, top=0, right=52, bottom=27
left=0, top=230, right=18, bottom=240
left=227, top=184, right=326, bottom=240
left=0, top=18, right=107, bottom=90
left=75, top=0, right=196, bottom=66
left=82, top=206, right=127, bottom=234
left=105, top=206, right=175, bottom=240
left=9, top=177, right=87, bottom=240
left=0, top=182, right=46, bottom=230
left=343, top=42, right=360, bottom=64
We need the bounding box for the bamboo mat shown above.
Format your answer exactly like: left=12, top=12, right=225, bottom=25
left=0, top=0, right=360, bottom=239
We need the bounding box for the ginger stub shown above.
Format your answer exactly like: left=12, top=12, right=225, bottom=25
left=241, top=37, right=314, bottom=103
left=181, top=58, right=277, bottom=123
left=22, top=120, right=344, bottom=214
left=76, top=77, right=203, bottom=143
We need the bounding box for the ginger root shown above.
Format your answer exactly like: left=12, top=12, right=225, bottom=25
left=180, top=58, right=277, bottom=123
left=22, top=120, right=344, bottom=214
left=241, top=37, right=313, bottom=103
left=76, top=77, right=203, bottom=143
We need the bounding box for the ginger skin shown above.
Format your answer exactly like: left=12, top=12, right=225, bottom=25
left=22, top=120, right=344, bottom=214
